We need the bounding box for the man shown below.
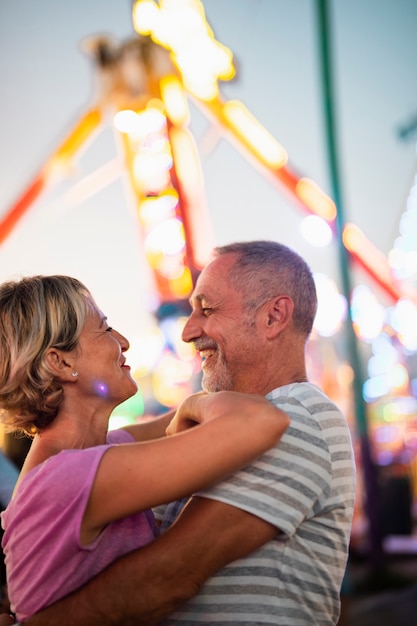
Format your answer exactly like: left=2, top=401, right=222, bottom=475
left=2, top=240, right=356, bottom=626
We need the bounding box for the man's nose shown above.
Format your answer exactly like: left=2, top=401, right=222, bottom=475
left=181, top=313, right=201, bottom=343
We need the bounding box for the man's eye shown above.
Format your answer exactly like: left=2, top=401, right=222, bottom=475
left=201, top=308, right=211, bottom=316
left=106, top=327, right=113, bottom=332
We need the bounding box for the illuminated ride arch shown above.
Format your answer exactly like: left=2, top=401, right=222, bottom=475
left=2, top=0, right=414, bottom=297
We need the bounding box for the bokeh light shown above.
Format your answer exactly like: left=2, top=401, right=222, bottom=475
left=313, top=273, right=347, bottom=337
left=390, top=298, right=417, bottom=352
left=351, top=285, right=385, bottom=342
left=300, top=215, right=333, bottom=247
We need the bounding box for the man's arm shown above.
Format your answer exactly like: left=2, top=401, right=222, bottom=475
left=24, top=497, right=278, bottom=626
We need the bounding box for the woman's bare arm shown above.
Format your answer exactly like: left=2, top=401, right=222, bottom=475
left=122, top=410, right=175, bottom=442
left=83, top=392, right=289, bottom=539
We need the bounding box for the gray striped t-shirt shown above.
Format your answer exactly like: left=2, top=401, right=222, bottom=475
left=155, top=382, right=356, bottom=625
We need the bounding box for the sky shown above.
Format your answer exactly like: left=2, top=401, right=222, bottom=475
left=0, top=0, right=417, bottom=342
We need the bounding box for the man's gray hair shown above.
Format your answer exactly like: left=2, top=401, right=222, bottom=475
left=214, top=240, right=318, bottom=336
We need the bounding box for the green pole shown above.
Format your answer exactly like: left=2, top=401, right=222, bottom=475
left=315, top=0, right=384, bottom=569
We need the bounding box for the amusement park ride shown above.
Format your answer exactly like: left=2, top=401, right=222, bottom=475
left=1, top=0, right=417, bottom=556
left=1, top=0, right=415, bottom=306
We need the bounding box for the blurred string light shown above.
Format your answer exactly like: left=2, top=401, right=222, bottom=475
left=371, top=395, right=417, bottom=463
left=159, top=316, right=193, bottom=357
left=381, top=396, right=417, bottom=423
left=343, top=223, right=405, bottom=303
left=222, top=101, right=288, bottom=168
left=152, top=349, right=196, bottom=407
left=311, top=272, right=416, bottom=409
left=390, top=298, right=417, bottom=352
left=373, top=423, right=405, bottom=466
left=363, top=333, right=410, bottom=403
left=168, top=125, right=214, bottom=270
left=352, top=288, right=417, bottom=407
left=389, top=169, right=417, bottom=281
left=350, top=285, right=385, bottom=342
left=138, top=191, right=178, bottom=228
left=295, top=178, right=336, bottom=221
left=300, top=215, right=333, bottom=247
left=132, top=0, right=235, bottom=101
left=313, top=273, right=347, bottom=337
left=128, top=330, right=167, bottom=377
left=368, top=335, right=398, bottom=378
left=160, top=75, right=190, bottom=126
left=114, top=104, right=193, bottom=302
left=114, top=108, right=166, bottom=136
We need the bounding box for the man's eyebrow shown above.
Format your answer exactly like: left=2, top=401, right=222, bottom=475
left=189, top=294, right=205, bottom=306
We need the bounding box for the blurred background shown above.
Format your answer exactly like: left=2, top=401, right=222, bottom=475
left=1, top=1, right=417, bottom=622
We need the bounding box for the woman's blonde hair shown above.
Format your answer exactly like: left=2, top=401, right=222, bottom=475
left=0, top=275, right=94, bottom=435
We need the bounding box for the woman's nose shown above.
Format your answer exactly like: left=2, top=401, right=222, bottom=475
left=115, top=329, right=130, bottom=351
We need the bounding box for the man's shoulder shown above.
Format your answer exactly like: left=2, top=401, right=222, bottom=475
left=268, top=382, right=344, bottom=417
left=267, top=381, right=328, bottom=401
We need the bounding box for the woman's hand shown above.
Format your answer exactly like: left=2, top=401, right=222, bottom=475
left=166, top=390, right=289, bottom=439
left=166, top=392, right=208, bottom=435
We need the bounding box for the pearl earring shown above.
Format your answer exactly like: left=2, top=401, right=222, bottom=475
left=71, top=371, right=79, bottom=378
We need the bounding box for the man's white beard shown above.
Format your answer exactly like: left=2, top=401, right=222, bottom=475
left=201, top=355, right=233, bottom=393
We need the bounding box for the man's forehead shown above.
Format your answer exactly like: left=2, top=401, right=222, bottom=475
left=190, top=278, right=225, bottom=304
left=190, top=257, right=240, bottom=304
left=201, top=254, right=236, bottom=279
left=193, top=257, right=230, bottom=290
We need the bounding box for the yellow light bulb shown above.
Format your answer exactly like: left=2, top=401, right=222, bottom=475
left=296, top=178, right=337, bottom=221
left=223, top=101, right=287, bottom=169
left=160, top=76, right=190, bottom=126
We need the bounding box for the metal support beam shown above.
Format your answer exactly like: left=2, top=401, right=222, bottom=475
left=316, top=0, right=384, bottom=570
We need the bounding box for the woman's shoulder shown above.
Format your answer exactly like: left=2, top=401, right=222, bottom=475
left=106, top=428, right=135, bottom=444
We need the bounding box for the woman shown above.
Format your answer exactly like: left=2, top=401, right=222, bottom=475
left=0, top=275, right=289, bottom=622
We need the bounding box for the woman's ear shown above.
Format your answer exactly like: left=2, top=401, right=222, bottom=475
left=265, top=295, right=294, bottom=338
left=44, top=348, right=75, bottom=382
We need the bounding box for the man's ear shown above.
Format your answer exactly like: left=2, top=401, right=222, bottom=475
left=44, top=348, right=75, bottom=382
left=265, top=295, right=294, bottom=338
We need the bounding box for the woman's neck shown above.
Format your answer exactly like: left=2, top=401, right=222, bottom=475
left=14, top=407, right=110, bottom=493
